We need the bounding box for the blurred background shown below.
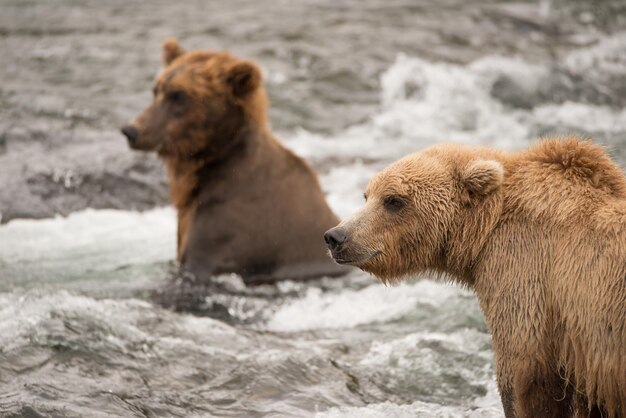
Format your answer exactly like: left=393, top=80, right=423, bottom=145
left=0, top=0, right=624, bottom=417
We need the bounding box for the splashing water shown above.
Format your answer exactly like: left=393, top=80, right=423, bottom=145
left=1, top=1, right=626, bottom=416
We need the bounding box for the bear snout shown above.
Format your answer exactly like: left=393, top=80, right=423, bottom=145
left=324, top=227, right=347, bottom=252
left=121, top=125, right=140, bottom=147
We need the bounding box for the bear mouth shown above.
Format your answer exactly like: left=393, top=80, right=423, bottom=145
left=331, top=250, right=381, bottom=266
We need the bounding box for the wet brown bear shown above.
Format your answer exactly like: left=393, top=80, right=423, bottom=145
left=325, top=138, right=625, bottom=418
left=122, top=39, right=347, bottom=284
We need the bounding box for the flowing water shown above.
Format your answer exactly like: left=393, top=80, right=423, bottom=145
left=1, top=0, right=625, bottom=417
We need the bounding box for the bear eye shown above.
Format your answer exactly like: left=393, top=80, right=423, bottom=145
left=167, top=90, right=186, bottom=104
left=383, top=196, right=406, bottom=211
left=363, top=193, right=368, bottom=202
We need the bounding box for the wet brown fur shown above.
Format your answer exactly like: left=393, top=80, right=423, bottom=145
left=331, top=137, right=626, bottom=417
left=127, top=39, right=347, bottom=283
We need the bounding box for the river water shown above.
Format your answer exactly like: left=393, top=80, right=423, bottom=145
left=1, top=0, right=625, bottom=417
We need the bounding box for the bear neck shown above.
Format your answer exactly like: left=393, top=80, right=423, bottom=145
left=162, top=123, right=268, bottom=211
left=442, top=172, right=508, bottom=287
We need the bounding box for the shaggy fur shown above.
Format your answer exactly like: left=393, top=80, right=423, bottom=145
left=326, top=137, right=626, bottom=417
left=125, top=39, right=347, bottom=283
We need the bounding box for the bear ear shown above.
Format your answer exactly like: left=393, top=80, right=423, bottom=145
left=226, top=61, right=261, bottom=98
left=461, top=159, right=504, bottom=197
left=162, top=38, right=186, bottom=66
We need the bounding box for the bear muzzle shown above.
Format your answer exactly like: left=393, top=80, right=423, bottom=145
left=324, top=227, right=381, bottom=266
left=121, top=125, right=140, bottom=147
left=324, top=227, right=352, bottom=264
left=324, top=227, right=347, bottom=251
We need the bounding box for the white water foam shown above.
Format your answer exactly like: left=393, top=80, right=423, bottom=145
left=317, top=399, right=502, bottom=418
left=0, top=290, right=154, bottom=353
left=321, top=162, right=381, bottom=218
left=320, top=329, right=502, bottom=417
left=0, top=207, right=176, bottom=293
left=532, top=102, right=626, bottom=133
left=266, top=279, right=467, bottom=332
left=359, top=328, right=491, bottom=370
left=0, top=289, right=242, bottom=357
left=564, top=32, right=626, bottom=82
left=284, top=54, right=534, bottom=165
left=0, top=207, right=176, bottom=269
left=316, top=394, right=503, bottom=418
left=286, top=34, right=626, bottom=179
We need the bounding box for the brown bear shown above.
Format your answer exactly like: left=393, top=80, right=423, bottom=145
left=324, top=137, right=625, bottom=418
left=121, top=39, right=347, bottom=284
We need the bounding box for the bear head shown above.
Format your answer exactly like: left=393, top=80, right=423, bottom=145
left=122, top=38, right=267, bottom=161
left=324, top=144, right=504, bottom=282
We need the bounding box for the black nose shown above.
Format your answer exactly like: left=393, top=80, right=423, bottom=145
left=121, top=125, right=139, bottom=145
left=324, top=227, right=347, bottom=251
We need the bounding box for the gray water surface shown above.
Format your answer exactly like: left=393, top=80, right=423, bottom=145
left=1, top=0, right=625, bottom=417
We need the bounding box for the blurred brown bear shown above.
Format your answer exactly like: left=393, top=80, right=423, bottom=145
left=122, top=39, right=347, bottom=285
